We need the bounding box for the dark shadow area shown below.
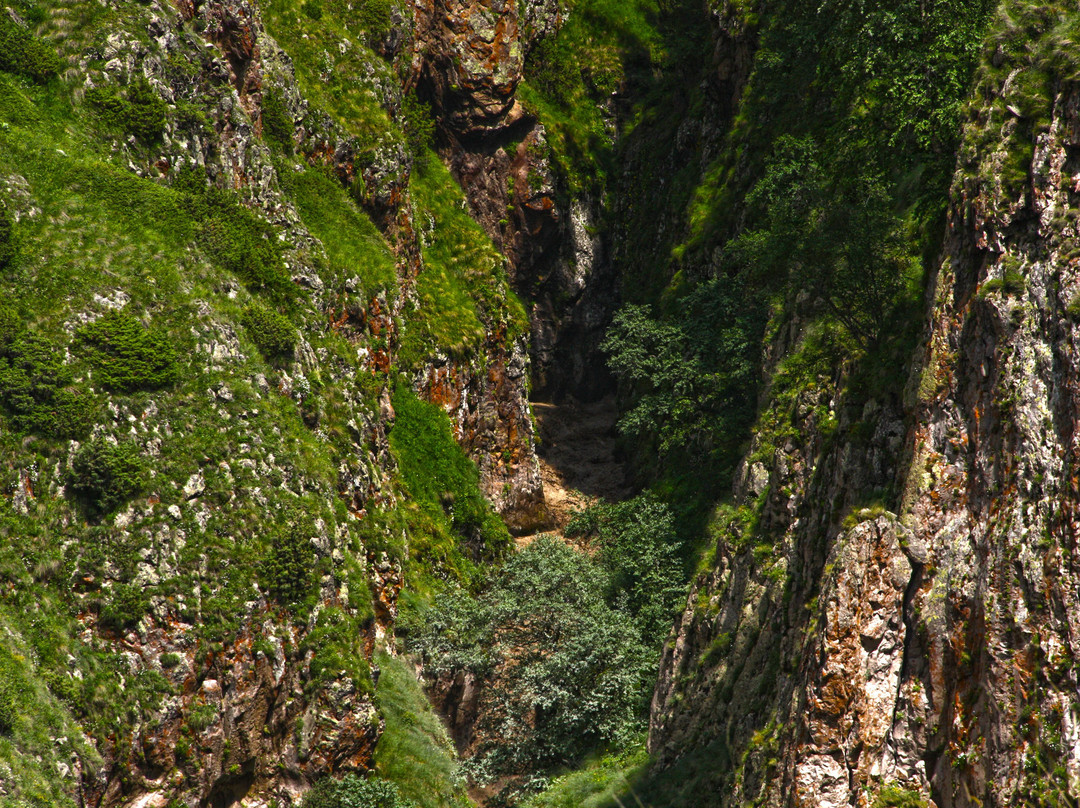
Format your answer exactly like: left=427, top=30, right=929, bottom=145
left=532, top=395, right=633, bottom=520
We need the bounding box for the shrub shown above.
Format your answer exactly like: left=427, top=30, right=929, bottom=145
left=872, top=785, right=927, bottom=808
left=86, top=79, right=167, bottom=143
left=303, top=775, right=416, bottom=808
left=262, top=510, right=317, bottom=612
left=0, top=13, right=62, bottom=82
left=0, top=202, right=15, bottom=272
left=0, top=303, right=20, bottom=351
left=401, top=91, right=435, bottom=161
left=406, top=537, right=654, bottom=782
left=0, top=333, right=96, bottom=438
left=187, top=701, right=219, bottom=732
left=160, top=652, right=182, bottom=669
left=302, top=1, right=323, bottom=21
left=389, top=387, right=509, bottom=561
left=261, top=86, right=294, bottom=153
left=77, top=309, right=180, bottom=392
left=174, top=167, right=294, bottom=300
left=1067, top=294, right=1080, bottom=321
left=99, top=582, right=148, bottom=632
left=67, top=438, right=146, bottom=519
left=0, top=672, right=15, bottom=736
left=356, top=0, right=393, bottom=42
left=241, top=300, right=296, bottom=359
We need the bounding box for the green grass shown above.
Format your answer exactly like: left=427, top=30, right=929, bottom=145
left=398, top=155, right=527, bottom=369
left=260, top=0, right=399, bottom=149
left=388, top=386, right=510, bottom=590
left=523, top=740, right=650, bottom=808
left=519, top=0, right=669, bottom=195
left=372, top=651, right=472, bottom=808
left=283, top=166, right=398, bottom=299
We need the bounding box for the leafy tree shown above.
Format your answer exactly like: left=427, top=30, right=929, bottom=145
left=565, top=494, right=685, bottom=647
left=303, top=775, right=416, bottom=808
left=731, top=138, right=918, bottom=347
left=406, top=537, right=653, bottom=782
left=603, top=277, right=761, bottom=464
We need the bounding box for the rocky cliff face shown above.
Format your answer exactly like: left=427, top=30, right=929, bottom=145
left=415, top=0, right=618, bottom=402
left=648, top=6, right=1080, bottom=807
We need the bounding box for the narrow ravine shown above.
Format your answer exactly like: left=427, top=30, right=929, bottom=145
left=515, top=395, right=632, bottom=547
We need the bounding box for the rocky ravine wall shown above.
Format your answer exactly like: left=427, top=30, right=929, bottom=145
left=649, top=14, right=1080, bottom=808
left=414, top=0, right=619, bottom=403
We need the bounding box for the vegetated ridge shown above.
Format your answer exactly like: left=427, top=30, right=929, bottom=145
left=1, top=1, right=1079, bottom=808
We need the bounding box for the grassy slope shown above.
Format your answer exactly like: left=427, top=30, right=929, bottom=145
left=373, top=651, right=472, bottom=808
left=0, top=0, right=526, bottom=804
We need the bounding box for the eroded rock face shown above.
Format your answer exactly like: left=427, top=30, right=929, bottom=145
left=416, top=337, right=548, bottom=535
left=415, top=0, right=525, bottom=138
left=649, top=12, right=1080, bottom=808
left=415, top=0, right=617, bottom=401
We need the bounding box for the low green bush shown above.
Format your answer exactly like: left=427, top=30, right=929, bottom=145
left=979, top=269, right=1026, bottom=299
left=241, top=300, right=297, bottom=359
left=99, top=582, right=149, bottom=632
left=0, top=672, right=15, bottom=736
left=0, top=333, right=96, bottom=438
left=389, top=387, right=509, bottom=562
left=0, top=13, right=62, bottom=82
left=174, top=167, right=294, bottom=300
left=262, top=510, right=318, bottom=613
left=67, top=438, right=146, bottom=519
left=1067, top=294, right=1080, bottom=321
left=86, top=79, right=167, bottom=143
left=872, top=785, right=927, bottom=808
left=303, top=775, right=416, bottom=808
left=0, top=202, right=15, bottom=272
left=261, top=86, right=294, bottom=153
left=401, top=91, right=435, bottom=161
left=356, top=0, right=393, bottom=42
left=77, top=309, right=180, bottom=392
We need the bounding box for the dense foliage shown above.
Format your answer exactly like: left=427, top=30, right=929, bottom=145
left=302, top=775, right=416, bottom=808
left=77, top=309, right=180, bottom=392
left=86, top=79, right=167, bottom=143
left=261, top=85, right=294, bottom=153
left=0, top=11, right=61, bottom=82
left=603, top=278, right=761, bottom=468
left=66, top=438, right=146, bottom=520
left=0, top=333, right=96, bottom=438
left=405, top=536, right=654, bottom=791
left=389, top=387, right=510, bottom=565
left=174, top=167, right=294, bottom=301
left=262, top=509, right=319, bottom=612
left=241, top=300, right=297, bottom=360
left=565, top=494, right=685, bottom=647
